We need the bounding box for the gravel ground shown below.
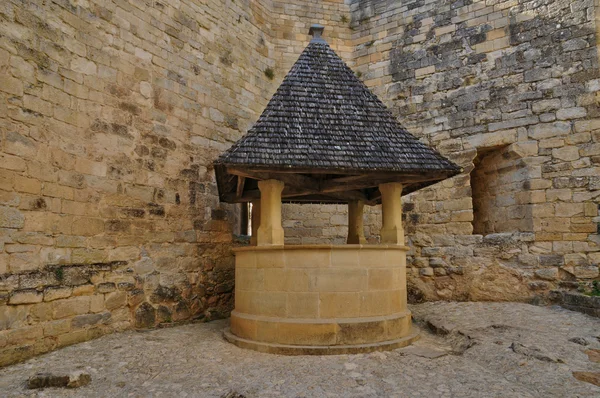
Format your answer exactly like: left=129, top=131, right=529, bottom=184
left=0, top=302, right=599, bottom=397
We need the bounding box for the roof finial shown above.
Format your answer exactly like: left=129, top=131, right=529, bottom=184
left=309, top=24, right=326, bottom=43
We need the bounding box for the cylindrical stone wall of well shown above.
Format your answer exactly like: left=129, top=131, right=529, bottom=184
left=226, top=245, right=418, bottom=354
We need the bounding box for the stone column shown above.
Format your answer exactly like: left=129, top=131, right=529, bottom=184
left=379, top=182, right=404, bottom=245
left=250, top=199, right=261, bottom=246
left=256, top=179, right=285, bottom=246
left=347, top=200, right=366, bottom=244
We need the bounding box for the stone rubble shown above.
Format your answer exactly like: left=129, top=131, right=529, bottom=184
left=27, top=371, right=91, bottom=389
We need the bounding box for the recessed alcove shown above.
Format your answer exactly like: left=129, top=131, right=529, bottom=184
left=470, top=145, right=534, bottom=235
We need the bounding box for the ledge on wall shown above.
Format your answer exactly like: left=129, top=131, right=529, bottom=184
left=550, top=290, right=600, bottom=318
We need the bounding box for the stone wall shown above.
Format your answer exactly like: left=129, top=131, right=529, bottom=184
left=2, top=0, right=600, bottom=368
left=0, top=0, right=353, bottom=366
left=283, top=204, right=382, bottom=245
left=346, top=0, right=600, bottom=301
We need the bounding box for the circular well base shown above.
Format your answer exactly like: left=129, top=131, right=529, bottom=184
left=223, top=327, right=420, bottom=355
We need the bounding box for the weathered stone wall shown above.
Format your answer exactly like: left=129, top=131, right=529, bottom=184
left=0, top=0, right=279, bottom=365
left=347, top=0, right=600, bottom=301
left=0, top=0, right=355, bottom=366
left=3, top=0, right=599, bottom=368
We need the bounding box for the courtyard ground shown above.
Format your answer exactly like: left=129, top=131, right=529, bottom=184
left=0, top=302, right=599, bottom=397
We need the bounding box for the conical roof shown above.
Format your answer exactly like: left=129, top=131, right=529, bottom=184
left=215, top=26, right=461, bottom=204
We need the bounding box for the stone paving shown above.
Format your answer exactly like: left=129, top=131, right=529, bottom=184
left=0, top=302, right=599, bottom=397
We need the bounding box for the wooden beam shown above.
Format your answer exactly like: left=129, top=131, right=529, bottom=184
left=225, top=167, right=450, bottom=204
left=320, top=174, right=448, bottom=194
left=223, top=188, right=369, bottom=204
left=227, top=168, right=320, bottom=191
left=323, top=174, right=367, bottom=184
left=368, top=189, right=381, bottom=203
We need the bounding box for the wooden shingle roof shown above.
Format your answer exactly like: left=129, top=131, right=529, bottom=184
left=215, top=27, right=461, bottom=204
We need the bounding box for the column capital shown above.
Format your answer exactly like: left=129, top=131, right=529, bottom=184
left=257, top=179, right=285, bottom=194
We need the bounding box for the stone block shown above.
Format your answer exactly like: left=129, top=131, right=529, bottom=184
left=528, top=122, right=571, bottom=140
left=230, top=315, right=257, bottom=341
left=277, top=322, right=338, bottom=346
left=256, top=250, right=284, bottom=268
left=71, top=57, right=97, bottom=75
left=71, top=312, right=111, bottom=329
left=286, top=292, right=319, bottom=318
left=236, top=268, right=264, bottom=292
left=44, top=287, right=72, bottom=302
left=368, top=268, right=394, bottom=290
left=9, top=289, right=43, bottom=305
left=552, top=146, right=580, bottom=161
left=135, top=302, right=156, bottom=328
left=535, top=268, right=558, bottom=281
left=90, top=295, right=105, bottom=313
left=285, top=249, right=330, bottom=268
left=7, top=325, right=43, bottom=345
left=52, top=297, right=91, bottom=319
left=0, top=206, right=24, bottom=229
left=105, top=291, right=127, bottom=310
left=572, top=266, right=599, bottom=279
left=0, top=75, right=24, bottom=96
left=359, top=291, right=390, bottom=317
left=57, top=329, right=88, bottom=348
left=555, top=203, right=584, bottom=217
left=249, top=292, right=286, bottom=317
left=532, top=99, right=561, bottom=113
left=71, top=218, right=105, bottom=236
left=311, top=269, right=367, bottom=292
left=42, top=319, right=71, bottom=337
left=331, top=248, right=359, bottom=267
left=73, top=284, right=94, bottom=296
left=556, top=107, right=586, bottom=120
left=319, top=292, right=360, bottom=318
left=96, top=282, right=116, bottom=294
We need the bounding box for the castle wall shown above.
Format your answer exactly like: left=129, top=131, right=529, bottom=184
left=347, top=0, right=600, bottom=301
left=0, top=0, right=354, bottom=366
left=2, top=0, right=599, bottom=368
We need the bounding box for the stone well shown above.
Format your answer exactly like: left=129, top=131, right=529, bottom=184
left=215, top=25, right=460, bottom=354
left=221, top=181, right=419, bottom=354
left=225, top=244, right=417, bottom=354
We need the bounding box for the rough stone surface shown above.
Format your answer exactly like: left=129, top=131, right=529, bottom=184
left=2, top=0, right=600, bottom=368
left=0, top=303, right=598, bottom=397
left=337, top=0, right=600, bottom=304
left=0, top=0, right=353, bottom=366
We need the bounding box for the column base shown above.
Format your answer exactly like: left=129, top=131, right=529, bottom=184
left=223, top=326, right=420, bottom=355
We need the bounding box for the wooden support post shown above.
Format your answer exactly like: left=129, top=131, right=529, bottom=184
left=347, top=200, right=366, bottom=244
left=250, top=199, right=261, bottom=246
left=379, top=182, right=404, bottom=245
left=256, top=179, right=285, bottom=246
